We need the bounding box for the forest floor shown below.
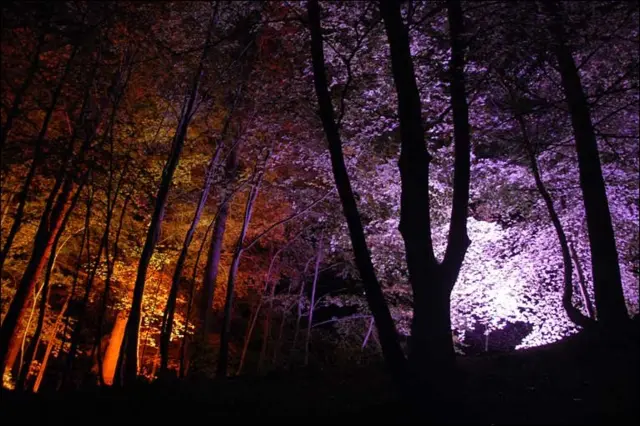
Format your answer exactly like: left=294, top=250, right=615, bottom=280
left=1, top=322, right=638, bottom=425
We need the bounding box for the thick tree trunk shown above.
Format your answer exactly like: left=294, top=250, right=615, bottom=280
left=307, top=0, right=406, bottom=379
left=102, top=311, right=128, bottom=386
left=217, top=163, right=265, bottom=378
left=380, top=0, right=471, bottom=386
left=544, top=1, right=629, bottom=328
left=379, top=2, right=471, bottom=408
left=96, top=190, right=131, bottom=385
left=119, top=6, right=219, bottom=385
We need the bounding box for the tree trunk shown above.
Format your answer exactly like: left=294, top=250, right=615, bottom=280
left=0, top=169, right=86, bottom=375
left=15, top=194, right=81, bottom=389
left=159, top=141, right=223, bottom=375
left=54, top=182, right=93, bottom=389
left=217, top=161, right=266, bottom=378
left=307, top=0, right=406, bottom=379
left=544, top=1, right=629, bottom=328
left=179, top=215, right=216, bottom=378
left=1, top=43, right=103, bottom=371
left=515, top=107, right=594, bottom=328
left=31, top=295, right=69, bottom=393
left=0, top=45, right=78, bottom=280
left=304, top=234, right=323, bottom=367
left=200, top=147, right=239, bottom=337
left=119, top=6, right=219, bottom=385
left=64, top=178, right=121, bottom=381
left=96, top=190, right=131, bottom=385
left=102, top=311, right=128, bottom=386
left=380, top=0, right=471, bottom=405
left=569, top=242, right=596, bottom=319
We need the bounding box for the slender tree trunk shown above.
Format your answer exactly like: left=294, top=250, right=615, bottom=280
left=304, top=234, right=323, bottom=367
left=119, top=6, right=219, bottom=385
left=529, top=152, right=593, bottom=327
left=159, top=142, right=223, bottom=375
left=290, top=257, right=314, bottom=367
left=505, top=92, right=594, bottom=328
left=544, top=1, right=629, bottom=328
left=0, top=169, right=87, bottom=375
left=0, top=45, right=78, bottom=281
left=569, top=242, right=596, bottom=319
left=307, top=0, right=406, bottom=379
left=217, top=162, right=266, bottom=378
left=362, top=317, right=375, bottom=350
left=54, top=182, right=93, bottom=388
left=239, top=230, right=306, bottom=375
left=64, top=172, right=123, bottom=381
left=32, top=295, right=69, bottom=393
left=1, top=45, right=103, bottom=370
left=15, top=195, right=82, bottom=389
left=179, top=215, right=216, bottom=378
left=200, top=147, right=239, bottom=336
left=271, top=278, right=297, bottom=368
left=238, top=261, right=272, bottom=375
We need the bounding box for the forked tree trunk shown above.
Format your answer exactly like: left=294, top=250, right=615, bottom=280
left=379, top=2, right=472, bottom=399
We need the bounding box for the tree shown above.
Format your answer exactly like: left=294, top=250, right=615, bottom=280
left=307, top=0, right=407, bottom=380
left=542, top=0, right=629, bottom=329
left=118, top=4, right=220, bottom=384
left=378, top=0, right=471, bottom=395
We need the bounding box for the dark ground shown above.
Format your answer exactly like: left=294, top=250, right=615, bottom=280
left=1, top=322, right=638, bottom=425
